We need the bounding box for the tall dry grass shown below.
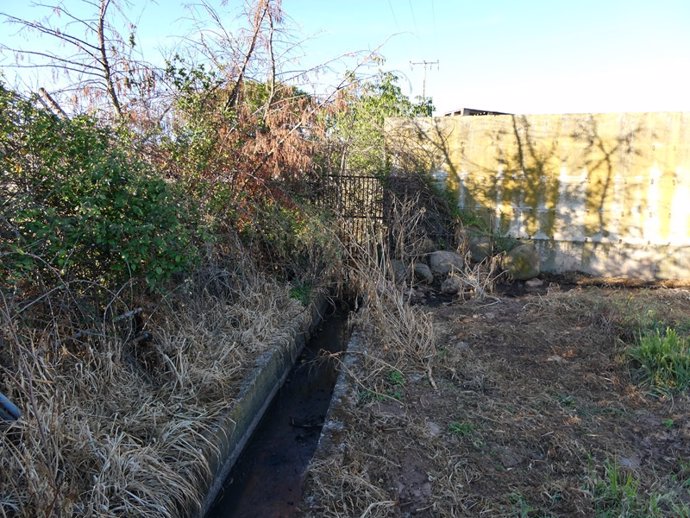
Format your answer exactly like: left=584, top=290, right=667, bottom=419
left=0, top=263, right=305, bottom=517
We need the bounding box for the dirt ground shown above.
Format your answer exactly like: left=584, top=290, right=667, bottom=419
left=302, top=283, right=690, bottom=517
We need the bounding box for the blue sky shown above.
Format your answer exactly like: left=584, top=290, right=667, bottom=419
left=2, top=0, right=690, bottom=115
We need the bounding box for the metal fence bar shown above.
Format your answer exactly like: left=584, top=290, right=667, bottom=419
left=314, top=174, right=385, bottom=244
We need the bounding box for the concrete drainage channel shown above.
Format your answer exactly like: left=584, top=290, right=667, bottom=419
left=199, top=296, right=352, bottom=517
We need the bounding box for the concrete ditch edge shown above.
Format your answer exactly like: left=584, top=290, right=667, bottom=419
left=305, top=328, right=365, bottom=479
left=198, top=295, right=331, bottom=517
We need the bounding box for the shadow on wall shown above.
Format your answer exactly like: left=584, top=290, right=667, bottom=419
left=385, top=112, right=690, bottom=280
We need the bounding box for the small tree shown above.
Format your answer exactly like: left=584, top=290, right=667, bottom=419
left=326, top=71, right=433, bottom=176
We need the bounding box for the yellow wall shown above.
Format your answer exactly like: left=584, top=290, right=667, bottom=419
left=386, top=113, right=690, bottom=279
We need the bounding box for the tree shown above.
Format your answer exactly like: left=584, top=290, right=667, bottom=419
left=326, top=71, right=433, bottom=176
left=0, top=0, right=155, bottom=120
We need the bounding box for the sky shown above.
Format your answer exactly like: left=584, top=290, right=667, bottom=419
left=2, top=0, right=690, bottom=115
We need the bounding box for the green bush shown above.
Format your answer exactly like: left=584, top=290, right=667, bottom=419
left=629, top=327, right=690, bottom=391
left=0, top=85, right=199, bottom=290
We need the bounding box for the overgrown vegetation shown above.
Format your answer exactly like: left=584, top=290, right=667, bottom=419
left=0, top=0, right=446, bottom=515
left=1, top=85, right=198, bottom=290
left=9, top=2, right=686, bottom=518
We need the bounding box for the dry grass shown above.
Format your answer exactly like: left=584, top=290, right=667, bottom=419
left=0, top=268, right=305, bottom=517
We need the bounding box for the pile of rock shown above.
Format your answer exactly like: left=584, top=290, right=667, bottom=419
left=388, top=234, right=542, bottom=298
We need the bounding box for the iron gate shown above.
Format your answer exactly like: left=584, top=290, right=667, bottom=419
left=315, top=174, right=385, bottom=242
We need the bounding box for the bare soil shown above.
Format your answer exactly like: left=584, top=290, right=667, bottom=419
left=302, top=285, right=690, bottom=517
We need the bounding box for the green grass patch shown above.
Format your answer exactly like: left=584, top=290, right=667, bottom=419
left=448, top=421, right=474, bottom=438
left=387, top=369, right=405, bottom=386
left=628, top=327, right=690, bottom=392
left=588, top=460, right=690, bottom=518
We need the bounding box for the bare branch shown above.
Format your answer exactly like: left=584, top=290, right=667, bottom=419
left=38, top=87, right=68, bottom=118
left=0, top=46, right=102, bottom=72
left=32, top=3, right=96, bottom=32
left=97, top=0, right=123, bottom=117
left=2, top=63, right=104, bottom=78
left=1, top=13, right=102, bottom=56
left=224, top=0, right=270, bottom=111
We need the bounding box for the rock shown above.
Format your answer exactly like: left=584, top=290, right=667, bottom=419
left=469, top=235, right=493, bottom=263
left=426, top=421, right=442, bottom=437
left=618, top=454, right=641, bottom=470
left=419, top=237, right=437, bottom=254
left=413, top=262, right=434, bottom=284
left=525, top=278, right=544, bottom=289
left=454, top=341, right=470, bottom=351
left=496, top=446, right=524, bottom=468
left=428, top=250, right=464, bottom=276
left=441, top=275, right=463, bottom=295
left=504, top=243, right=540, bottom=280
left=389, top=259, right=409, bottom=284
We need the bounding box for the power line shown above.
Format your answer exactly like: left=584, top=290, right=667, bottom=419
left=410, top=59, right=439, bottom=102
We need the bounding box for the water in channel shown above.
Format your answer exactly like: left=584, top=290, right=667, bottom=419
left=205, top=305, right=349, bottom=518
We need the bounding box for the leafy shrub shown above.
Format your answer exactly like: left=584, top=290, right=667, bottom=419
left=0, top=84, right=198, bottom=290
left=629, top=327, right=690, bottom=391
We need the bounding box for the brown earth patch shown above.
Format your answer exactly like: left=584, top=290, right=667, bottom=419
left=303, top=287, right=690, bottom=517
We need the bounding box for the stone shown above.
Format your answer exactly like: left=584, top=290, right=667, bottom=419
left=469, top=235, right=493, bottom=263
left=441, top=275, right=463, bottom=295
left=428, top=250, right=464, bottom=276
left=389, top=259, right=409, bottom=284
left=413, top=262, right=434, bottom=284
left=618, top=454, right=641, bottom=470
left=426, top=421, right=442, bottom=437
left=504, top=243, right=540, bottom=280
left=454, top=341, right=470, bottom=351
left=525, top=278, right=544, bottom=289
left=419, top=237, right=437, bottom=254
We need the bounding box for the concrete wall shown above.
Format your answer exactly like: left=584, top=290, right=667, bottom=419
left=386, top=112, right=690, bottom=280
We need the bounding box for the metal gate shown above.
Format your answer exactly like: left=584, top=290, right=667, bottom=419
left=315, top=174, right=385, bottom=242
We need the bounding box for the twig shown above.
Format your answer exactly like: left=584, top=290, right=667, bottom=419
left=359, top=500, right=395, bottom=518
left=427, top=364, right=438, bottom=390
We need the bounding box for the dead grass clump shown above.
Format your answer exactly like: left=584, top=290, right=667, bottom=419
left=305, top=454, right=394, bottom=518
left=344, top=212, right=436, bottom=369
left=0, top=268, right=304, bottom=517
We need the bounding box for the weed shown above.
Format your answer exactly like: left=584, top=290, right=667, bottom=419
left=289, top=282, right=312, bottom=305
left=387, top=369, right=405, bottom=387
left=448, top=421, right=474, bottom=438
left=662, top=418, right=675, bottom=429
left=591, top=460, right=640, bottom=516
left=509, top=491, right=539, bottom=517
left=388, top=389, right=404, bottom=401
left=555, top=393, right=576, bottom=407
left=628, top=327, right=690, bottom=391
left=673, top=461, right=690, bottom=489
left=457, top=209, right=490, bottom=231
left=587, top=460, right=690, bottom=517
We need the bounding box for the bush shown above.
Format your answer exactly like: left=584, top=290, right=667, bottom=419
left=0, top=85, right=199, bottom=291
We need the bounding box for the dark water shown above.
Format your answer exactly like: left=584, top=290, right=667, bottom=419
left=206, top=306, right=349, bottom=518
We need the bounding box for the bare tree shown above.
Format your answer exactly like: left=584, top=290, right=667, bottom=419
left=0, top=0, right=154, bottom=119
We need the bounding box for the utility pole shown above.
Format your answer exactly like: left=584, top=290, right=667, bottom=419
left=410, top=59, right=439, bottom=103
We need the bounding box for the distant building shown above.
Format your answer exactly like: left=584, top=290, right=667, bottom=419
left=443, top=107, right=510, bottom=117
